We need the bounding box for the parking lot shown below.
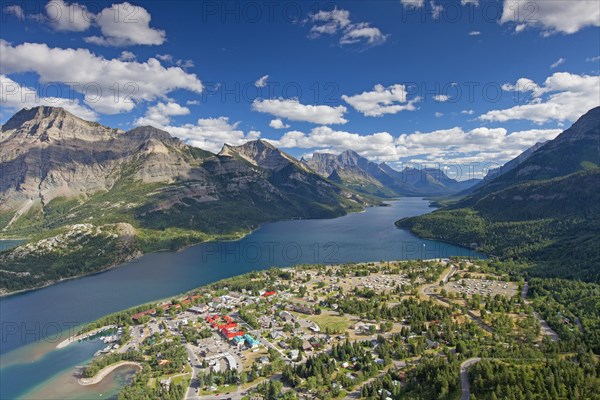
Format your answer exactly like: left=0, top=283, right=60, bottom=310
left=443, top=277, right=517, bottom=298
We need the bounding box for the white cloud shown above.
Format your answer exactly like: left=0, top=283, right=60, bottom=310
left=1, top=74, right=98, bottom=121
left=430, top=1, right=443, bottom=20
left=342, top=84, right=421, bottom=117
left=43, top=0, right=93, bottom=32
left=550, top=57, right=565, bottom=69
left=155, top=54, right=173, bottom=63
left=186, top=100, right=200, bottom=105
left=134, top=102, right=190, bottom=126
left=434, top=94, right=450, bottom=102
left=308, top=7, right=387, bottom=47
left=468, top=31, right=481, bottom=36
left=340, top=23, right=387, bottom=46
left=309, top=8, right=351, bottom=37
left=252, top=98, right=348, bottom=125
left=28, top=1, right=164, bottom=46
left=270, top=124, right=562, bottom=165
left=435, top=112, right=444, bottom=118
left=401, top=0, right=424, bottom=8
left=501, top=77, right=541, bottom=93
left=84, top=2, right=165, bottom=46
left=461, top=0, right=479, bottom=5
left=255, top=75, right=269, bottom=88
left=119, top=51, right=136, bottom=61
left=481, top=72, right=600, bottom=124
left=4, top=5, right=24, bottom=20
left=269, top=119, right=290, bottom=129
left=500, top=0, right=600, bottom=35
left=272, top=126, right=396, bottom=160
left=163, top=117, right=261, bottom=153
left=461, top=109, right=475, bottom=115
left=587, top=56, right=600, bottom=62
left=176, top=59, right=194, bottom=69
left=0, top=40, right=203, bottom=114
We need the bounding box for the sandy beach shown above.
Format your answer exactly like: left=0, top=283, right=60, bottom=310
left=78, top=361, right=142, bottom=386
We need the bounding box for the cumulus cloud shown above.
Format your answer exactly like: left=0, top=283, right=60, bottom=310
left=26, top=1, right=165, bottom=46
left=308, top=7, right=387, bottom=47
left=252, top=98, right=348, bottom=125
left=269, top=119, right=290, bottom=129
left=500, top=77, right=541, bottom=93
left=163, top=117, right=261, bottom=153
left=186, top=100, right=200, bottom=105
left=134, top=102, right=190, bottom=126
left=42, top=0, right=93, bottom=32
left=550, top=58, right=566, bottom=69
left=83, top=2, right=165, bottom=46
left=119, top=50, right=136, bottom=61
left=434, top=94, right=450, bottom=102
left=468, top=31, right=481, bottom=36
left=1, top=74, right=98, bottom=121
left=0, top=40, right=203, bottom=114
left=435, top=112, right=444, bottom=118
left=270, top=124, right=562, bottom=165
left=587, top=56, right=600, bottom=62
left=461, top=109, right=475, bottom=115
left=500, top=0, right=600, bottom=35
left=255, top=75, right=269, bottom=88
left=480, top=72, right=600, bottom=124
left=342, top=84, right=421, bottom=117
left=461, top=0, right=479, bottom=5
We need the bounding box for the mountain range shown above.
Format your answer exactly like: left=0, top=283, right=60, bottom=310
left=304, top=150, right=479, bottom=197
left=397, top=106, right=600, bottom=282
left=2, top=105, right=598, bottom=291
left=0, top=106, right=369, bottom=292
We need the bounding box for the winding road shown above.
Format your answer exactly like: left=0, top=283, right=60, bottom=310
left=460, top=357, right=481, bottom=400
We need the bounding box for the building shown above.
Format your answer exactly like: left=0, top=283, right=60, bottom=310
left=291, top=304, right=314, bottom=315
left=232, top=335, right=245, bottom=348
left=279, top=311, right=295, bottom=323
left=243, top=334, right=260, bottom=348
left=224, top=353, right=237, bottom=371
left=188, top=304, right=208, bottom=314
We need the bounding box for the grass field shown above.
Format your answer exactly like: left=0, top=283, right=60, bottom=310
left=307, top=313, right=350, bottom=333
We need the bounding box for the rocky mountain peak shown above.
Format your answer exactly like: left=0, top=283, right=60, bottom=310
left=219, top=139, right=300, bottom=171
left=1, top=106, right=118, bottom=142
left=125, top=125, right=180, bottom=145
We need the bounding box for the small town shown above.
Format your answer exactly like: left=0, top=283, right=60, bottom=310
left=62, top=258, right=569, bottom=400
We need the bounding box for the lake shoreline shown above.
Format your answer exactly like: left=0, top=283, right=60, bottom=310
left=0, top=203, right=394, bottom=298
left=77, top=361, right=143, bottom=386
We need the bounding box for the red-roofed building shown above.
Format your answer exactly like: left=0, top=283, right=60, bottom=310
left=262, top=291, right=276, bottom=297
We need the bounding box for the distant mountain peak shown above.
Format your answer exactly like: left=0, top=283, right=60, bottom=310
left=218, top=139, right=305, bottom=171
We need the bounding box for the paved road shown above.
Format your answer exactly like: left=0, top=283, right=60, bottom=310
left=460, top=357, right=481, bottom=400
left=185, top=343, right=203, bottom=399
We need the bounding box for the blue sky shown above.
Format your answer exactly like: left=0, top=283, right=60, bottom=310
left=1, top=0, right=599, bottom=178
